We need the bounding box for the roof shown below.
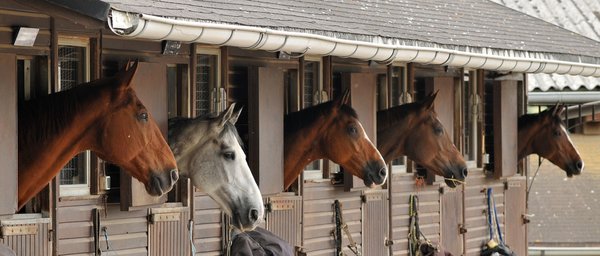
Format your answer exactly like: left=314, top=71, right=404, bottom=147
left=491, top=0, right=600, bottom=92
left=527, top=134, right=600, bottom=247
left=104, top=0, right=600, bottom=58
left=91, top=0, right=600, bottom=76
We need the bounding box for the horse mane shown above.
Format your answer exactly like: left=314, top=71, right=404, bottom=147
left=284, top=101, right=358, bottom=135
left=519, top=111, right=564, bottom=128
left=377, top=102, right=422, bottom=131
left=169, top=115, right=244, bottom=148
left=18, top=79, right=111, bottom=148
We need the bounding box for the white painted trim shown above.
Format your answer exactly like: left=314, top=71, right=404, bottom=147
left=108, top=10, right=600, bottom=77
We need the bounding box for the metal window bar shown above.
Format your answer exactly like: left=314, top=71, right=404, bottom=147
left=58, top=46, right=87, bottom=185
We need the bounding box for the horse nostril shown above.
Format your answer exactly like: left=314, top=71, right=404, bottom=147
left=379, top=167, right=387, bottom=179
left=461, top=167, right=468, bottom=178
left=576, top=160, right=584, bottom=171
left=170, top=169, right=179, bottom=182
left=249, top=208, right=260, bottom=223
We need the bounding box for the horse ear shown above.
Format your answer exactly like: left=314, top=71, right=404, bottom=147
left=555, top=103, right=566, bottom=117
left=335, top=89, right=351, bottom=107
left=421, top=90, right=438, bottom=110
left=117, top=60, right=138, bottom=88
left=218, top=103, right=236, bottom=128
left=229, top=106, right=243, bottom=125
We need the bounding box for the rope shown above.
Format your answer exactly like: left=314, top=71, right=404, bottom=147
left=333, top=200, right=361, bottom=256
left=189, top=219, right=196, bottom=255
left=526, top=158, right=544, bottom=203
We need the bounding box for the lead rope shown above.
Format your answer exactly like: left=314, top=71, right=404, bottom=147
left=189, top=219, right=196, bottom=255
left=526, top=158, right=544, bottom=204
left=487, top=188, right=504, bottom=245
left=333, top=200, right=361, bottom=256
left=102, top=226, right=111, bottom=254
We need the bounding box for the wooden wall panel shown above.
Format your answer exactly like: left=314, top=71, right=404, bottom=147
left=462, top=170, right=505, bottom=256
left=248, top=66, right=284, bottom=195
left=0, top=53, right=17, bottom=215
left=389, top=173, right=441, bottom=256
left=493, top=81, right=518, bottom=178
left=302, top=181, right=362, bottom=255
left=56, top=197, right=103, bottom=255
left=193, top=192, right=224, bottom=255
left=99, top=205, right=148, bottom=255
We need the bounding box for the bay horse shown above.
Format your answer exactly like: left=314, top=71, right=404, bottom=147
left=18, top=61, right=178, bottom=209
left=377, top=92, right=468, bottom=187
left=284, top=90, right=387, bottom=189
left=169, top=104, right=264, bottom=231
left=518, top=104, right=583, bottom=177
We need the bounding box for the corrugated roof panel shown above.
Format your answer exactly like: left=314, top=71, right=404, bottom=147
left=493, top=0, right=600, bottom=91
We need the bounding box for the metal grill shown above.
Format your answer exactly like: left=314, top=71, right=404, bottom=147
left=196, top=55, right=217, bottom=116
left=58, top=45, right=87, bottom=186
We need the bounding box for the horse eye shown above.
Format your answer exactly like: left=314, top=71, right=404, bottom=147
left=223, top=151, right=235, bottom=160
left=554, top=130, right=562, bottom=137
left=434, top=126, right=443, bottom=135
left=347, top=125, right=358, bottom=135
left=138, top=112, right=149, bottom=122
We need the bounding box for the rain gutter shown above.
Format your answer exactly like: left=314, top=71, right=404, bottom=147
left=108, top=9, right=600, bottom=77
left=528, top=91, right=600, bottom=105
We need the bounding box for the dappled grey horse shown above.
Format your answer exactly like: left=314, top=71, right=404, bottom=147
left=169, top=104, right=263, bottom=231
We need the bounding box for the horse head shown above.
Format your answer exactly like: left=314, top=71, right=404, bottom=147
left=169, top=104, right=264, bottom=231
left=518, top=103, right=583, bottom=177
left=319, top=90, right=388, bottom=188
left=94, top=61, right=179, bottom=196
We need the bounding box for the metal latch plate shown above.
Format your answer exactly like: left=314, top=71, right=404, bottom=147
left=150, top=213, right=180, bottom=223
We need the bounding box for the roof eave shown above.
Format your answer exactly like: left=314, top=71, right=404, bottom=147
left=108, top=9, right=600, bottom=77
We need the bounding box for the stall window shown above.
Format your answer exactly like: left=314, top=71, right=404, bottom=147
left=462, top=70, right=481, bottom=168
left=58, top=38, right=90, bottom=196
left=196, top=49, right=222, bottom=116
left=302, top=58, right=324, bottom=179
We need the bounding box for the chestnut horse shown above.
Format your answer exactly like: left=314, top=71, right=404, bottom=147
left=518, top=104, right=583, bottom=177
left=377, top=92, right=468, bottom=187
left=169, top=104, right=263, bottom=231
left=284, top=90, right=387, bottom=189
left=18, top=61, right=178, bottom=209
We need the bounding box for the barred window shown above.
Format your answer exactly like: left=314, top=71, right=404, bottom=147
left=196, top=54, right=219, bottom=116
left=58, top=42, right=90, bottom=195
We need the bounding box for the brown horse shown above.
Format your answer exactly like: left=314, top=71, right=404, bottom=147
left=18, top=61, right=178, bottom=209
left=518, top=104, right=583, bottom=177
left=284, top=90, right=387, bottom=189
left=377, top=92, right=468, bottom=187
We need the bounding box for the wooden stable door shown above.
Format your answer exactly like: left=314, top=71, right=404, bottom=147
left=248, top=66, right=284, bottom=195
left=122, top=62, right=168, bottom=209
left=341, top=72, right=377, bottom=190
left=0, top=53, right=18, bottom=214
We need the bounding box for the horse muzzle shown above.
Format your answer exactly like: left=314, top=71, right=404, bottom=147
left=148, top=169, right=179, bottom=196
left=566, top=160, right=584, bottom=177
left=363, top=161, right=388, bottom=188
left=232, top=205, right=264, bottom=231
left=444, top=165, right=468, bottom=188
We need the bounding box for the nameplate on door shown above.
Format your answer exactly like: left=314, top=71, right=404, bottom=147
left=1, top=224, right=38, bottom=237
left=270, top=201, right=295, bottom=211
left=150, top=213, right=180, bottom=223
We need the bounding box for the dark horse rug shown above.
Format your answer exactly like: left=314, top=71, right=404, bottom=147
left=230, top=227, right=294, bottom=256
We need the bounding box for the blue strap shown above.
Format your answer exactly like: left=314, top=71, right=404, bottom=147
left=486, top=188, right=494, bottom=241
left=487, top=187, right=505, bottom=244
